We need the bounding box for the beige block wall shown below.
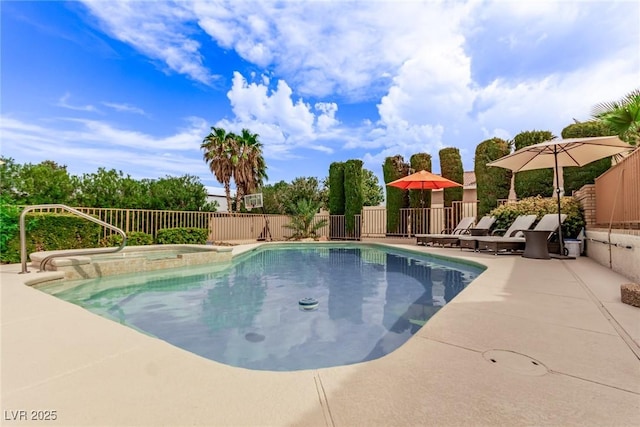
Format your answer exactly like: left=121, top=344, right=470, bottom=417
left=574, top=184, right=597, bottom=227
left=585, top=229, right=640, bottom=283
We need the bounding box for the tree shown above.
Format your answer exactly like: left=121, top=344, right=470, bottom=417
left=260, top=177, right=325, bottom=215
left=592, top=88, right=640, bottom=146
left=233, top=128, right=268, bottom=210
left=202, top=127, right=235, bottom=213
left=17, top=161, right=76, bottom=205
left=328, top=162, right=346, bottom=214
left=147, top=175, right=209, bottom=211
left=327, top=166, right=382, bottom=212
left=283, top=198, right=328, bottom=239
left=361, top=169, right=384, bottom=207
left=475, top=138, right=512, bottom=216
left=0, top=157, right=22, bottom=203
left=560, top=121, right=617, bottom=194
left=344, top=159, right=364, bottom=234
left=409, top=153, right=432, bottom=208
left=283, top=177, right=324, bottom=214
left=438, top=148, right=463, bottom=207
left=261, top=180, right=290, bottom=214
left=383, top=155, right=409, bottom=234
left=513, top=130, right=555, bottom=198
left=76, top=168, right=147, bottom=208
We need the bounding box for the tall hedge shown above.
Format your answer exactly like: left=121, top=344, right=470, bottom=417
left=156, top=227, right=208, bottom=244
left=344, top=159, right=364, bottom=234
left=513, top=130, right=555, bottom=198
left=439, top=148, right=463, bottom=207
left=561, top=121, right=617, bottom=195
left=383, top=155, right=410, bottom=233
left=475, top=138, right=512, bottom=216
left=3, top=213, right=102, bottom=263
left=328, top=162, right=345, bottom=215
left=409, top=153, right=432, bottom=208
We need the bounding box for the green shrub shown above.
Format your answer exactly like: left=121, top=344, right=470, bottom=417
left=344, top=159, right=364, bottom=234
left=513, top=130, right=556, bottom=198
left=439, top=148, right=464, bottom=207
left=475, top=138, right=512, bottom=216
left=328, top=162, right=345, bottom=215
left=283, top=198, right=328, bottom=239
left=0, top=199, right=21, bottom=262
left=383, top=155, right=410, bottom=234
left=156, top=227, right=208, bottom=244
left=100, top=231, right=154, bottom=247
left=489, top=196, right=585, bottom=238
left=561, top=121, right=616, bottom=194
left=409, top=153, right=432, bottom=208
left=3, top=213, right=102, bottom=264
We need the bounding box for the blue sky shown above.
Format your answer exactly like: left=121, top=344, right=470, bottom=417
left=2, top=1, right=639, bottom=194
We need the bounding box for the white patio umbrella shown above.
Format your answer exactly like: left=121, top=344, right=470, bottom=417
left=487, top=136, right=633, bottom=256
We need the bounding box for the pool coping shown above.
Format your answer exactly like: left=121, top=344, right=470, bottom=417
left=1, top=241, right=639, bottom=426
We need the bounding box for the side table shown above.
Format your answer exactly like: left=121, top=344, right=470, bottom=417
left=522, top=230, right=551, bottom=259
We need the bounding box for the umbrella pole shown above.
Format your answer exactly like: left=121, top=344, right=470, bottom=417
left=554, top=147, right=565, bottom=256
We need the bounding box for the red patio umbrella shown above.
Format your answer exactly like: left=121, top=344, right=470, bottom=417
left=387, top=170, right=463, bottom=207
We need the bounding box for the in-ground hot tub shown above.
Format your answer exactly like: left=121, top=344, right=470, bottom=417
left=29, top=245, right=233, bottom=280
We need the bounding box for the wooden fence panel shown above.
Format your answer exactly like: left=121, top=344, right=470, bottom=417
left=595, top=148, right=640, bottom=228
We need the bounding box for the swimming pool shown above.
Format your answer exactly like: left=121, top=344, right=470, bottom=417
left=37, top=244, right=484, bottom=371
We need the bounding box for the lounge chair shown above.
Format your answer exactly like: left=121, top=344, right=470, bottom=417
left=476, top=213, right=567, bottom=254
left=456, top=216, right=497, bottom=249
left=416, top=216, right=475, bottom=246
left=459, top=214, right=537, bottom=251
left=433, top=215, right=496, bottom=246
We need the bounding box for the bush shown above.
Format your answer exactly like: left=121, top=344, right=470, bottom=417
left=383, top=155, right=410, bottom=234
left=512, top=130, right=555, bottom=198
left=100, top=231, right=154, bottom=247
left=3, top=213, right=102, bottom=263
left=409, top=153, right=432, bottom=208
left=328, top=162, right=345, bottom=215
left=475, top=138, right=512, bottom=216
left=0, top=199, right=21, bottom=262
left=283, top=198, right=328, bottom=239
left=344, top=159, right=364, bottom=234
left=156, top=228, right=208, bottom=244
left=561, top=121, right=616, bottom=194
left=439, top=147, right=464, bottom=207
left=489, top=196, right=585, bottom=238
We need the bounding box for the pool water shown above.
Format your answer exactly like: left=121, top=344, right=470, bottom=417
left=38, top=244, right=484, bottom=371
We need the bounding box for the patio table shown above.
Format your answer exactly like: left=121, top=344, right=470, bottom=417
left=522, top=230, right=551, bottom=259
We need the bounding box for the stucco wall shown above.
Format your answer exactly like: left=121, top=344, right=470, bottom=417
left=585, top=229, right=640, bottom=283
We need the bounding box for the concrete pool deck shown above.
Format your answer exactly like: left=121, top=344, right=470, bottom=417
left=1, top=242, right=639, bottom=426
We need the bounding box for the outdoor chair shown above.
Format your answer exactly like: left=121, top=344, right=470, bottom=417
left=459, top=214, right=537, bottom=252
left=475, top=213, right=567, bottom=255
left=456, top=216, right=497, bottom=249
left=416, top=216, right=475, bottom=246
left=433, top=215, right=496, bottom=247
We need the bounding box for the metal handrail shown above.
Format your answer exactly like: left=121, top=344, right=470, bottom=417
left=20, top=204, right=127, bottom=274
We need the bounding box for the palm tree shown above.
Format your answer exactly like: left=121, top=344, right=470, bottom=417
left=233, top=128, right=268, bottom=210
left=283, top=198, right=328, bottom=239
left=592, top=88, right=640, bottom=146
left=201, top=127, right=235, bottom=212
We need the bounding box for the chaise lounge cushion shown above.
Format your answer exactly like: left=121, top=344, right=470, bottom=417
left=416, top=216, right=475, bottom=246
left=476, top=213, right=567, bottom=254
left=459, top=215, right=537, bottom=251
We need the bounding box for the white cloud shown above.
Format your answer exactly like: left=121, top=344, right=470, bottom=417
left=0, top=115, right=211, bottom=180
left=218, top=72, right=339, bottom=158
left=80, top=1, right=217, bottom=85
left=102, top=102, right=147, bottom=116
left=474, top=56, right=640, bottom=141
left=56, top=93, right=99, bottom=112
left=25, top=1, right=640, bottom=181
